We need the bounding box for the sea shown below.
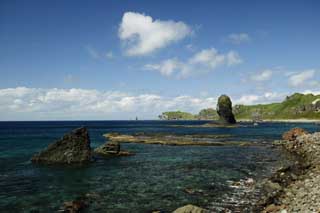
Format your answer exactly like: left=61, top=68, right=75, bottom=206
left=0, top=121, right=319, bottom=212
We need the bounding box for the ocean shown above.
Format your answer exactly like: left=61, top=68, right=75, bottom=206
left=0, top=121, right=319, bottom=212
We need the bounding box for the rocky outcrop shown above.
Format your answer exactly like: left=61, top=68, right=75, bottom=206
left=172, top=204, right=209, bottom=213
left=282, top=127, right=308, bottom=141
left=97, top=141, right=120, bottom=154
left=31, top=127, right=92, bottom=164
left=94, top=141, right=133, bottom=157
left=216, top=95, right=236, bottom=124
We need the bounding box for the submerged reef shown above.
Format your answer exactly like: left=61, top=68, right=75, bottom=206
left=104, top=132, right=251, bottom=146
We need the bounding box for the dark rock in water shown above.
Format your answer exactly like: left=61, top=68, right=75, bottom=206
left=31, top=127, right=92, bottom=164
left=216, top=95, right=236, bottom=124
left=94, top=141, right=134, bottom=157
left=98, top=141, right=120, bottom=154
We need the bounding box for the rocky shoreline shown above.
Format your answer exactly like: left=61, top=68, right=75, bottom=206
left=258, top=128, right=320, bottom=212
left=29, top=126, right=320, bottom=213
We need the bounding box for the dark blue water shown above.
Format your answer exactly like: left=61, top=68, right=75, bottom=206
left=0, top=121, right=319, bottom=212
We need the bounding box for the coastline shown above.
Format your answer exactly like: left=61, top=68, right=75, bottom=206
left=258, top=130, right=320, bottom=212
left=238, top=119, right=320, bottom=123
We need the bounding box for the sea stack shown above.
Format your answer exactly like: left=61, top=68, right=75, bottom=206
left=31, top=127, right=92, bottom=164
left=216, top=95, right=236, bottom=124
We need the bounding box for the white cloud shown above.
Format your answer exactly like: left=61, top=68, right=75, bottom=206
left=144, top=58, right=181, bottom=77
left=0, top=87, right=218, bottom=120
left=2, top=87, right=320, bottom=120
left=288, top=70, right=317, bottom=87
left=302, top=90, right=320, bottom=95
left=250, top=69, right=273, bottom=82
left=144, top=48, right=242, bottom=78
left=105, top=51, right=114, bottom=59
left=118, top=12, right=191, bottom=56
left=235, top=92, right=285, bottom=105
left=226, top=33, right=251, bottom=44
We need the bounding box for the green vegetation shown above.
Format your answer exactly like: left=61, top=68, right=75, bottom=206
left=159, top=111, right=196, bottom=120
left=234, top=93, right=320, bottom=120
left=159, top=93, right=320, bottom=120
left=198, top=108, right=218, bottom=120
left=159, top=108, right=218, bottom=120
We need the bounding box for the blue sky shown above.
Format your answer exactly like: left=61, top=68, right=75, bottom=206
left=0, top=0, right=320, bottom=120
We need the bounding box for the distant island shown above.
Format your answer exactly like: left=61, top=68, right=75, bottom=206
left=159, top=93, right=320, bottom=121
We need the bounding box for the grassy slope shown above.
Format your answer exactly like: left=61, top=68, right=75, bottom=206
left=161, top=111, right=196, bottom=120
left=160, top=93, right=320, bottom=120
left=234, top=93, right=320, bottom=120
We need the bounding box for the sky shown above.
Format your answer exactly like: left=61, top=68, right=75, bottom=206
left=1, top=0, right=320, bottom=120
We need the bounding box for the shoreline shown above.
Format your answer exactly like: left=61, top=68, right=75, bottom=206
left=238, top=119, right=320, bottom=123
left=258, top=130, right=320, bottom=212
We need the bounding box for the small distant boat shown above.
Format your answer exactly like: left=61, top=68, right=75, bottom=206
left=253, top=122, right=259, bottom=126
left=135, top=116, right=138, bottom=121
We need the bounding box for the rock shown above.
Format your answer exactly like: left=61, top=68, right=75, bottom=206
left=244, top=178, right=255, bottom=187
left=262, top=204, right=287, bottom=213
left=96, top=141, right=120, bottom=154
left=264, top=180, right=282, bottom=193
left=31, top=127, right=92, bottom=164
left=62, top=199, right=87, bottom=213
left=94, top=141, right=134, bottom=157
left=216, top=95, right=236, bottom=124
left=282, top=128, right=308, bottom=141
left=172, top=204, right=209, bottom=213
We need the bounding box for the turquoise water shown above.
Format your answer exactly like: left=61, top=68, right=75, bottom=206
left=0, top=121, right=319, bottom=212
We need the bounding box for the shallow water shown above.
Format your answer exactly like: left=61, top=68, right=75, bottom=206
left=0, top=121, right=319, bottom=212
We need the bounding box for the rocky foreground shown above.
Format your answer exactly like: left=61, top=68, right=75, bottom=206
left=260, top=128, right=320, bottom=212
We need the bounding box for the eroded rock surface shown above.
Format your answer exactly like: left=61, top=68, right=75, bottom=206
left=31, top=127, right=92, bottom=164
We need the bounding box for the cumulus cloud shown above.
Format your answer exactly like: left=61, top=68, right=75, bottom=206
left=144, top=58, right=181, bottom=77
left=144, top=48, right=242, bottom=78
left=235, top=92, right=286, bottom=105
left=250, top=70, right=273, bottom=82
left=118, top=12, right=192, bottom=56
left=288, top=70, right=318, bottom=87
left=226, top=33, right=251, bottom=44
left=0, top=87, right=217, bottom=120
